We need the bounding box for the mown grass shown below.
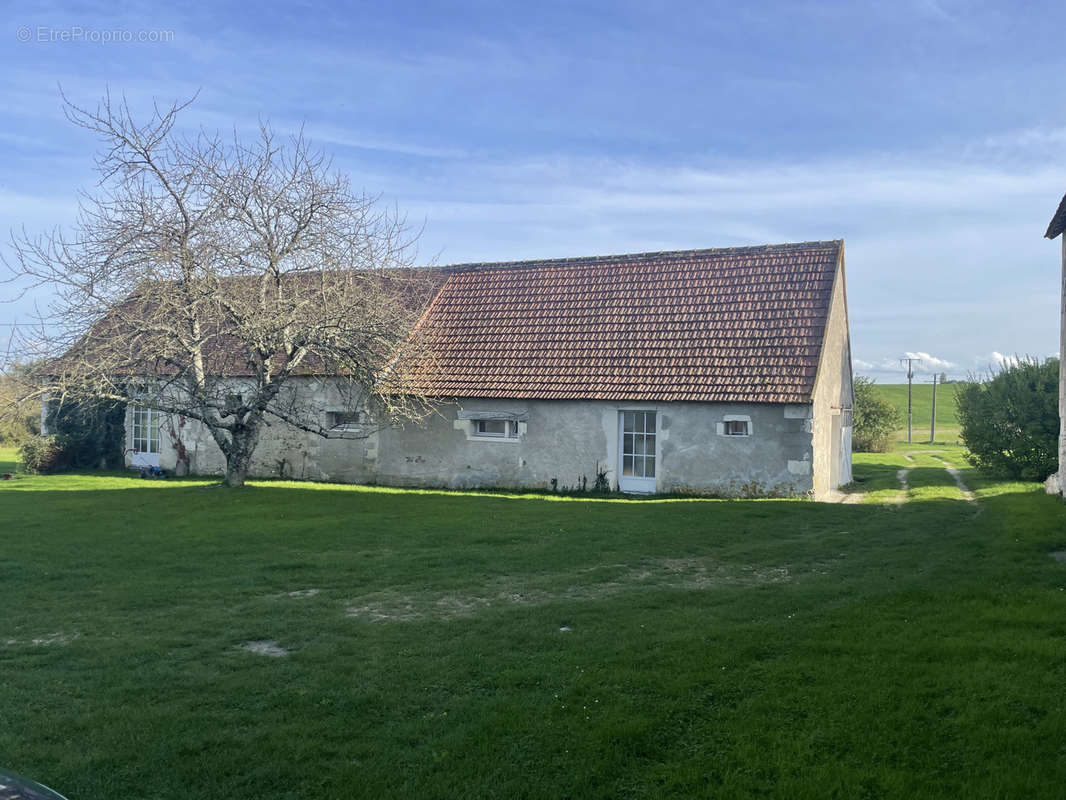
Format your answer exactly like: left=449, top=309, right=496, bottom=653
left=2, top=453, right=1066, bottom=798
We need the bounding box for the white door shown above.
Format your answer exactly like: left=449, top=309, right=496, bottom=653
left=840, top=409, right=853, bottom=486
left=129, top=405, right=161, bottom=467
left=619, top=411, right=657, bottom=493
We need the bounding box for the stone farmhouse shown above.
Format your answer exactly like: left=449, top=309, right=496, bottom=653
left=122, top=240, right=855, bottom=498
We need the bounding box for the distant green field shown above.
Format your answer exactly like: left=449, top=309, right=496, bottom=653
left=867, top=382, right=963, bottom=443
left=869, top=383, right=961, bottom=428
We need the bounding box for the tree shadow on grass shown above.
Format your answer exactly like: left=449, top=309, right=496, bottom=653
left=2, top=457, right=1060, bottom=554
left=0, top=462, right=1037, bottom=504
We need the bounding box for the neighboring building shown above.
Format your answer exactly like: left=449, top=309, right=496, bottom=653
left=125, top=240, right=854, bottom=498
left=1045, top=195, right=1066, bottom=500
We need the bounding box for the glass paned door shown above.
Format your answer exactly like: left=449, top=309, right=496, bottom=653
left=129, top=405, right=161, bottom=467
left=618, top=411, right=656, bottom=492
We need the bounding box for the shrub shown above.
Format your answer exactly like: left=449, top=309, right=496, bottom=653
left=16, top=397, right=127, bottom=474
left=18, top=435, right=63, bottom=474
left=852, top=377, right=903, bottom=452
left=48, top=397, right=127, bottom=470
left=956, top=358, right=1059, bottom=481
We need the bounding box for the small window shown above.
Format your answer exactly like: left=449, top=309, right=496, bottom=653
left=327, top=411, right=364, bottom=429
left=474, top=419, right=518, bottom=438
left=724, top=420, right=749, bottom=436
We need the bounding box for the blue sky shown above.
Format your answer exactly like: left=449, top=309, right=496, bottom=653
left=2, top=0, right=1065, bottom=381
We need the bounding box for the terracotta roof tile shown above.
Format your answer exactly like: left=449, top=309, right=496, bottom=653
left=408, top=240, right=843, bottom=403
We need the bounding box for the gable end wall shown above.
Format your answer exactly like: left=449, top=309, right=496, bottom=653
left=809, top=251, right=854, bottom=498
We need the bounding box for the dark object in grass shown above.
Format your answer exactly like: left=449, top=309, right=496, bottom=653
left=1, top=474, right=10, bottom=480
left=139, top=466, right=167, bottom=480
left=0, top=768, right=69, bottom=799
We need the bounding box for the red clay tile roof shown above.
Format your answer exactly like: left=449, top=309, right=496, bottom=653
left=408, top=240, right=844, bottom=403
left=51, top=269, right=450, bottom=380
left=1045, top=193, right=1066, bottom=239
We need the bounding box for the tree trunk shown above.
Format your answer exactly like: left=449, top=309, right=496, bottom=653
left=223, top=425, right=258, bottom=487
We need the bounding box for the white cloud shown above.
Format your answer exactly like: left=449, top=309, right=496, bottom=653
left=903, top=352, right=955, bottom=371
left=852, top=352, right=975, bottom=382
left=989, top=351, right=1017, bottom=368
left=853, top=354, right=954, bottom=374
left=979, top=126, right=1066, bottom=159
left=983, top=352, right=1047, bottom=369
left=2, top=86, right=1062, bottom=368
left=969, top=352, right=1051, bottom=374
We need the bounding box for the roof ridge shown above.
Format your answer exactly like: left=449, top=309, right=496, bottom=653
left=437, top=240, right=843, bottom=274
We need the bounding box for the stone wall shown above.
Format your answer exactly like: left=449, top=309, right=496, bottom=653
left=132, top=387, right=818, bottom=497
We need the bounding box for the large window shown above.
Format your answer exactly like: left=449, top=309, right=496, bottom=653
left=131, top=405, right=161, bottom=454
left=621, top=410, right=656, bottom=479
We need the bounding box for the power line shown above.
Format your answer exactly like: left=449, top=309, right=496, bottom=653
left=900, top=356, right=922, bottom=444
left=930, top=374, right=938, bottom=444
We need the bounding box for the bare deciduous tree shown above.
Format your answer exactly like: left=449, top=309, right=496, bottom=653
left=5, top=93, right=438, bottom=486
left=0, top=362, right=42, bottom=445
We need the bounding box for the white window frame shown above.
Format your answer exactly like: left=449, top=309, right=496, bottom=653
left=724, top=420, right=749, bottom=436
left=129, top=404, right=162, bottom=467
left=326, top=410, right=365, bottom=431
left=473, top=418, right=519, bottom=439
left=618, top=410, right=657, bottom=493
left=717, top=414, right=753, bottom=438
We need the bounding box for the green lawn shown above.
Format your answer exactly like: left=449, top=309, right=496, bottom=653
left=2, top=456, right=1066, bottom=798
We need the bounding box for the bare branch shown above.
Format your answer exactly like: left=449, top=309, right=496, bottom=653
left=5, top=92, right=436, bottom=486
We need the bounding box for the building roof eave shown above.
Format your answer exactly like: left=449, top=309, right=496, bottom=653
left=1044, top=193, right=1066, bottom=239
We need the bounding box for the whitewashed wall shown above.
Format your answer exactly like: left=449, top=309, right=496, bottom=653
left=134, top=386, right=819, bottom=497
left=810, top=253, right=854, bottom=496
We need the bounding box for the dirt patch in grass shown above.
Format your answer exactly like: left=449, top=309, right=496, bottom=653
left=3, top=631, right=81, bottom=647
left=345, top=557, right=791, bottom=623
left=886, top=468, right=911, bottom=505
left=238, top=640, right=289, bottom=657
left=940, top=462, right=977, bottom=503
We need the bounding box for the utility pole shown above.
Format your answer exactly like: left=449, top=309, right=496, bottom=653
left=930, top=374, right=938, bottom=444
left=901, top=357, right=922, bottom=443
